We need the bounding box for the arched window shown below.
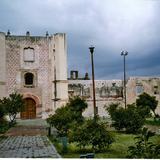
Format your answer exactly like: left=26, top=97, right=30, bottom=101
left=24, top=73, right=34, bottom=86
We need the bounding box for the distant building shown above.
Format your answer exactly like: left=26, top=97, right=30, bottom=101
left=68, top=71, right=160, bottom=117
left=68, top=71, right=123, bottom=117
left=0, top=31, right=68, bottom=119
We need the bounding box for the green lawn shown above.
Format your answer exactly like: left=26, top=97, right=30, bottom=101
left=50, top=131, right=160, bottom=158
left=50, top=132, right=135, bottom=158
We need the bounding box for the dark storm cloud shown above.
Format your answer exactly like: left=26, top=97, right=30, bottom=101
left=0, top=0, right=160, bottom=79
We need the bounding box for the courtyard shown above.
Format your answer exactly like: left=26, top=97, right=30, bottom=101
left=0, top=119, right=61, bottom=158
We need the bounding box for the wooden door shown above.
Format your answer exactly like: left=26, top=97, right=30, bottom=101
left=21, top=98, right=36, bottom=119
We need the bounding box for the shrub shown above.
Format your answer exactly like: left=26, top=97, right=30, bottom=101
left=127, top=127, right=160, bottom=158
left=136, top=92, right=158, bottom=118
left=1, top=92, right=24, bottom=125
left=106, top=103, right=145, bottom=133
left=106, top=103, right=126, bottom=130
left=0, top=102, right=6, bottom=120
left=124, top=104, right=145, bottom=133
left=47, top=105, right=72, bottom=136
left=47, top=96, right=87, bottom=136
left=0, top=118, right=9, bottom=133
left=69, top=119, right=114, bottom=151
left=0, top=100, right=9, bottom=133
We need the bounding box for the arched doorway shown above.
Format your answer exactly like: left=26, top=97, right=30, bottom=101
left=21, top=98, right=36, bottom=119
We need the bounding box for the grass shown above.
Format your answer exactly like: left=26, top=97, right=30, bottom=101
left=145, top=118, right=160, bottom=126
left=49, top=131, right=160, bottom=158
left=49, top=131, right=136, bottom=158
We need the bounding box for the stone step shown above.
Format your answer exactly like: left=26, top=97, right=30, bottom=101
left=5, top=126, right=48, bottom=136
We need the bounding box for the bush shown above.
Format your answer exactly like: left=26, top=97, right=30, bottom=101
left=136, top=92, right=158, bottom=118
left=47, top=106, right=72, bottom=136
left=69, top=119, right=114, bottom=151
left=0, top=118, right=9, bottom=133
left=106, top=103, right=145, bottom=133
left=47, top=96, right=88, bottom=136
left=0, top=102, right=6, bottom=120
left=1, top=92, right=24, bottom=125
left=127, top=127, right=160, bottom=158
left=124, top=104, right=145, bottom=133
left=107, top=103, right=126, bottom=130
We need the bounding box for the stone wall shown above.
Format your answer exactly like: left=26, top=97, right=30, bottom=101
left=127, top=77, right=160, bottom=114
left=69, top=77, right=160, bottom=117
left=0, top=32, right=68, bottom=119
left=68, top=79, right=123, bottom=117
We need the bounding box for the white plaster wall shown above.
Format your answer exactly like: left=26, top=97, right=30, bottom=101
left=0, top=32, right=6, bottom=98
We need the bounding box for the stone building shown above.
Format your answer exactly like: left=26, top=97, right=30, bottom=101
left=68, top=71, right=160, bottom=117
left=0, top=31, right=68, bottom=119
left=68, top=71, right=123, bottom=117
left=126, top=77, right=160, bottom=114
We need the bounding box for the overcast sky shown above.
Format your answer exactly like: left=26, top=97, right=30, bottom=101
left=0, top=0, right=160, bottom=79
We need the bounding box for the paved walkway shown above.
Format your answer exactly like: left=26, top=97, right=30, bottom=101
left=0, top=119, right=61, bottom=158
left=5, top=119, right=49, bottom=136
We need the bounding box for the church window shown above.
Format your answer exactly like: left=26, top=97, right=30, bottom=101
left=24, top=72, right=34, bottom=86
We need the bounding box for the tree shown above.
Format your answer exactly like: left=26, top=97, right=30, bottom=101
left=67, top=96, right=88, bottom=123
left=47, top=105, right=72, bottom=136
left=127, top=127, right=160, bottom=158
left=136, top=92, right=158, bottom=118
left=124, top=104, right=145, bottom=133
left=69, top=119, right=114, bottom=151
left=106, top=103, right=145, bottom=133
left=47, top=96, right=88, bottom=136
left=106, top=103, right=126, bottom=130
left=2, top=92, right=24, bottom=125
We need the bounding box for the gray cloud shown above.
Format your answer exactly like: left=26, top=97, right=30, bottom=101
left=0, top=0, right=160, bottom=79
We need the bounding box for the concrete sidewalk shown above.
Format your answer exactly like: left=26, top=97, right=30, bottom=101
left=0, top=135, right=61, bottom=158
left=0, top=119, right=61, bottom=158
left=5, top=119, right=48, bottom=136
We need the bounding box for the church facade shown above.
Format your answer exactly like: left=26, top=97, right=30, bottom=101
left=0, top=31, right=68, bottom=119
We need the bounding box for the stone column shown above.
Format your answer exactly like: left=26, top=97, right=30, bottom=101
left=51, top=33, right=68, bottom=110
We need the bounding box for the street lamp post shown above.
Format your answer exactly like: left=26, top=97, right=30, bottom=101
left=121, top=51, right=128, bottom=109
left=89, top=46, right=97, bottom=119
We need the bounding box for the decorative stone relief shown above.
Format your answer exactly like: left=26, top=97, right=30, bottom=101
left=23, top=47, right=35, bottom=62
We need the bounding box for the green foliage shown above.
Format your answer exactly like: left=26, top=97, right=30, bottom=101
left=145, top=118, right=160, bottom=126
left=47, top=106, right=72, bottom=136
left=106, top=103, right=145, bottom=133
left=0, top=118, right=9, bottom=133
left=69, top=119, right=114, bottom=151
left=0, top=100, right=9, bottom=133
left=124, top=104, right=145, bottom=133
left=0, top=101, right=6, bottom=119
left=47, top=96, right=87, bottom=136
left=127, top=127, right=160, bottom=158
left=1, top=92, right=24, bottom=125
left=106, top=103, right=126, bottom=130
left=136, top=92, right=158, bottom=118
left=67, top=96, right=88, bottom=123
